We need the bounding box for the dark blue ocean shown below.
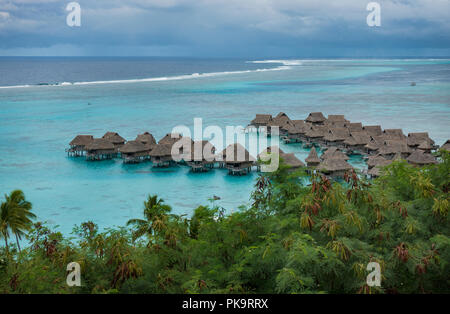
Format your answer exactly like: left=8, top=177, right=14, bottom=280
left=0, top=57, right=449, bottom=234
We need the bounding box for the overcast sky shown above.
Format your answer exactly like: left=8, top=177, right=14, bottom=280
left=0, top=0, right=449, bottom=57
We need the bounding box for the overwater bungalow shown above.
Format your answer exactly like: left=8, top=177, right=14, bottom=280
left=250, top=114, right=273, bottom=129
left=284, top=123, right=305, bottom=143
left=85, top=138, right=116, bottom=161
left=305, top=147, right=320, bottom=167
left=406, top=150, right=438, bottom=166
left=119, top=140, right=151, bottom=163
left=325, top=115, right=348, bottom=127
left=281, top=153, right=305, bottom=170
left=304, top=125, right=327, bottom=145
left=378, top=140, right=412, bottom=159
left=323, top=127, right=350, bottom=147
left=68, top=135, right=93, bottom=157
left=344, top=132, right=371, bottom=153
left=318, top=158, right=353, bottom=179
left=407, top=132, right=436, bottom=149
left=186, top=140, right=216, bottom=172
left=218, top=143, right=256, bottom=175
left=135, top=132, right=156, bottom=146
left=364, top=136, right=384, bottom=155
left=149, top=144, right=173, bottom=167
left=267, top=112, right=292, bottom=135
left=320, top=147, right=349, bottom=161
left=305, top=112, right=326, bottom=125
left=363, top=125, right=382, bottom=137
left=102, top=132, right=126, bottom=149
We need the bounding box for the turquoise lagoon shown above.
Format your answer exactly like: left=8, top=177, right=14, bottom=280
left=0, top=58, right=449, bottom=234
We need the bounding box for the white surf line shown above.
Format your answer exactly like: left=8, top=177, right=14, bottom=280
left=0, top=65, right=292, bottom=89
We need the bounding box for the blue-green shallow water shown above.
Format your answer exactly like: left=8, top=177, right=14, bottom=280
left=0, top=58, right=449, bottom=235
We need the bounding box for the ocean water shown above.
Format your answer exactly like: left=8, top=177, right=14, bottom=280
left=0, top=57, right=449, bottom=234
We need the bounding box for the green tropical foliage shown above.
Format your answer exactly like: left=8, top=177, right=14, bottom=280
left=0, top=152, right=449, bottom=294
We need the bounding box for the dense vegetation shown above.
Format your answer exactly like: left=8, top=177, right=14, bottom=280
left=0, top=152, right=449, bottom=294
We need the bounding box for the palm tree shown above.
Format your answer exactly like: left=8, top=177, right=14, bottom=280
left=0, top=190, right=35, bottom=253
left=126, top=195, right=171, bottom=244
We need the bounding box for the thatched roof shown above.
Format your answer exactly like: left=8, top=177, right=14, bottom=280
left=281, top=153, right=305, bottom=168
left=347, top=122, right=363, bottom=132
left=158, top=133, right=183, bottom=145
left=267, top=112, right=291, bottom=128
left=319, top=159, right=353, bottom=172
left=219, top=143, right=256, bottom=164
left=136, top=132, right=156, bottom=146
left=119, top=140, right=150, bottom=154
left=325, top=114, right=348, bottom=126
left=292, top=120, right=306, bottom=128
left=305, top=112, right=326, bottom=123
left=189, top=140, right=216, bottom=161
left=407, top=150, right=437, bottom=165
left=441, top=140, right=450, bottom=151
left=251, top=114, right=272, bottom=125
left=70, top=135, right=93, bottom=146
left=407, top=132, right=434, bottom=147
left=417, top=139, right=434, bottom=150
left=378, top=140, right=412, bottom=155
left=305, top=125, right=327, bottom=138
left=368, top=160, right=392, bottom=177
left=324, top=127, right=350, bottom=142
left=85, top=138, right=115, bottom=151
left=149, top=144, right=173, bottom=157
left=367, top=155, right=388, bottom=168
left=383, top=129, right=405, bottom=140
left=305, top=147, right=320, bottom=164
left=363, top=125, right=382, bottom=137
left=320, top=147, right=349, bottom=161
left=102, top=132, right=125, bottom=144
left=344, top=132, right=371, bottom=146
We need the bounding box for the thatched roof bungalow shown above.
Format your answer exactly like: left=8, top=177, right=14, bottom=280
left=218, top=143, right=256, bottom=175
left=68, top=135, right=94, bottom=156
left=320, top=147, right=349, bottom=161
left=102, top=132, right=126, bottom=149
left=186, top=140, right=216, bottom=172
left=323, top=127, right=350, bottom=147
left=305, top=147, right=320, bottom=167
left=149, top=144, right=173, bottom=167
left=318, top=158, right=353, bottom=179
left=363, top=125, right=382, bottom=137
left=378, top=140, right=412, bottom=159
left=250, top=114, right=273, bottom=128
left=85, top=138, right=116, bottom=161
left=305, top=112, right=326, bottom=125
left=344, top=131, right=371, bottom=152
left=406, top=150, right=437, bottom=166
left=407, top=132, right=436, bottom=149
left=119, top=140, right=151, bottom=163
left=367, top=154, right=388, bottom=169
